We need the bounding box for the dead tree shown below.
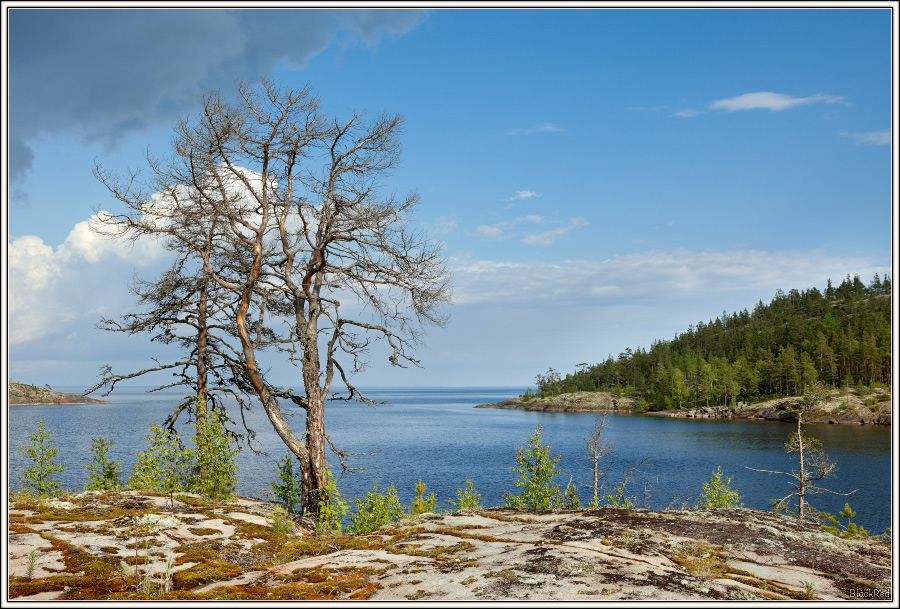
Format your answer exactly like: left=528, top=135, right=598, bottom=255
left=744, top=384, right=854, bottom=519
left=93, top=78, right=451, bottom=515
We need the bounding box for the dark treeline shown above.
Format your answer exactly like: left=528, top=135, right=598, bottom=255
left=533, top=274, right=892, bottom=410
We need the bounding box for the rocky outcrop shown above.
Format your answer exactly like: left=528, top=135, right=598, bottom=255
left=7, top=491, right=891, bottom=601
left=476, top=391, right=639, bottom=413
left=648, top=389, right=891, bottom=425
left=8, top=382, right=108, bottom=406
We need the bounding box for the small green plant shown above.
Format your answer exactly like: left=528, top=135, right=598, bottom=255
left=562, top=480, right=581, bottom=509
left=267, top=504, right=296, bottom=534
left=820, top=503, right=869, bottom=538
left=502, top=426, right=564, bottom=509
left=408, top=479, right=438, bottom=517
left=799, top=580, right=818, bottom=600
left=605, top=485, right=636, bottom=509
left=17, top=420, right=66, bottom=495
left=694, top=467, right=743, bottom=509
left=191, top=397, right=239, bottom=513
left=313, top=468, right=349, bottom=535
left=84, top=436, right=122, bottom=491
left=447, top=479, right=483, bottom=511
left=347, top=481, right=405, bottom=535
left=130, top=424, right=194, bottom=510
left=26, top=549, right=38, bottom=581
left=271, top=452, right=304, bottom=515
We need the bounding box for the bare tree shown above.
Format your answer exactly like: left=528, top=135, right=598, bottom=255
left=92, top=78, right=451, bottom=515
left=744, top=383, right=854, bottom=519
left=582, top=413, right=616, bottom=507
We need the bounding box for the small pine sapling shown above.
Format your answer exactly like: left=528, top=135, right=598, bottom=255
left=447, top=479, right=483, bottom=511
left=130, top=424, right=193, bottom=510
left=272, top=452, right=304, bottom=515
left=191, top=397, right=239, bottom=513
left=84, top=437, right=123, bottom=491
left=408, top=479, right=438, bottom=517
left=502, top=426, right=564, bottom=510
left=694, top=467, right=743, bottom=509
left=314, top=469, right=349, bottom=535
left=17, top=420, right=66, bottom=496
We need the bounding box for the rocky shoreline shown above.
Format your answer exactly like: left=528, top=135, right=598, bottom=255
left=7, top=490, right=891, bottom=601
left=8, top=382, right=108, bottom=406
left=476, top=389, right=890, bottom=425
left=475, top=391, right=639, bottom=413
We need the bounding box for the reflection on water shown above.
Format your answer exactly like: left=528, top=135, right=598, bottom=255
left=7, top=386, right=893, bottom=534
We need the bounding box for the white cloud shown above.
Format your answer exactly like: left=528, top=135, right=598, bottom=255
left=8, top=213, right=168, bottom=345
left=674, top=92, right=848, bottom=118
left=521, top=217, right=589, bottom=246
left=846, top=129, right=891, bottom=146
left=708, top=92, right=846, bottom=112
left=449, top=248, right=887, bottom=307
left=672, top=108, right=703, bottom=118
left=508, top=123, right=563, bottom=136
left=504, top=190, right=542, bottom=202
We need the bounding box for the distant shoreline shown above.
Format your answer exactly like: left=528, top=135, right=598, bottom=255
left=7, top=381, right=109, bottom=406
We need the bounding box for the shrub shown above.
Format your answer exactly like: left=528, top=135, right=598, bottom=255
left=191, top=398, right=239, bottom=512
left=347, top=482, right=404, bottom=536
left=819, top=503, right=869, bottom=538
left=694, top=467, right=743, bottom=509
left=314, top=469, right=350, bottom=535
left=130, top=424, right=193, bottom=510
left=271, top=452, right=304, bottom=515
left=447, top=479, right=483, bottom=511
left=17, top=420, right=66, bottom=495
left=502, top=426, right=564, bottom=509
left=408, top=479, right=437, bottom=517
left=84, top=437, right=122, bottom=491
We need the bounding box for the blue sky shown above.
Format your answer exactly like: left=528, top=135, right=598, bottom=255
left=4, top=7, right=896, bottom=390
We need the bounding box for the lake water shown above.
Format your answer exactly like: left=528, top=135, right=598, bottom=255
left=6, top=386, right=894, bottom=534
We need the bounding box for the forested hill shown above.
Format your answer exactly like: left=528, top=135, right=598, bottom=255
left=533, top=274, right=892, bottom=411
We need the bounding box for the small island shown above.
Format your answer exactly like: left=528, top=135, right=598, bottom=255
left=8, top=382, right=109, bottom=406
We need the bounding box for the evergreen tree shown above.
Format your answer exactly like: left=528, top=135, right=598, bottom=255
left=17, top=420, right=66, bottom=496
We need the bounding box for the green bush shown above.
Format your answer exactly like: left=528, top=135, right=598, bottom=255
left=84, top=437, right=122, bottom=491
left=17, top=420, right=66, bottom=495
left=271, top=452, right=304, bottom=515
left=347, top=482, right=405, bottom=535
left=130, top=424, right=193, bottom=510
left=447, top=479, right=483, bottom=511
left=502, top=426, right=564, bottom=509
left=694, top=467, right=743, bottom=509
left=314, top=469, right=349, bottom=535
left=819, top=503, right=869, bottom=539
left=191, top=398, right=239, bottom=512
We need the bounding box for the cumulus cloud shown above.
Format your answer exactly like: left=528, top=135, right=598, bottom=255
left=8, top=213, right=168, bottom=345
left=845, top=129, right=891, bottom=146
left=449, top=248, right=887, bottom=307
left=673, top=91, right=847, bottom=118
left=508, top=123, right=564, bottom=136
left=8, top=9, right=427, bottom=183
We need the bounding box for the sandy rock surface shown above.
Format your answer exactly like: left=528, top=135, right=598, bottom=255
left=6, top=490, right=891, bottom=602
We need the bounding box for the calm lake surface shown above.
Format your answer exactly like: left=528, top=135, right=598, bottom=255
left=6, top=386, right=894, bottom=534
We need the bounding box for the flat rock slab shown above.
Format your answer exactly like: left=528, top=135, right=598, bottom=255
left=6, top=492, right=892, bottom=602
